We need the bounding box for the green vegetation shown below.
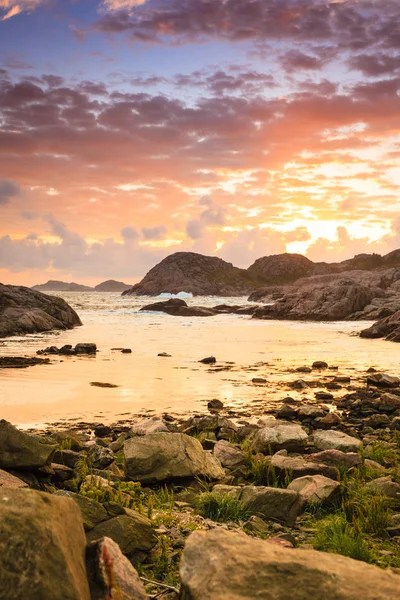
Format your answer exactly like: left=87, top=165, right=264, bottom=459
left=314, top=515, right=372, bottom=562
left=196, top=492, right=250, bottom=523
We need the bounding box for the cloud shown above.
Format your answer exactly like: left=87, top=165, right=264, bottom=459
left=0, top=0, right=46, bottom=20
left=0, top=179, right=20, bottom=205
left=121, top=226, right=140, bottom=241
left=142, top=225, right=167, bottom=240
left=186, top=197, right=226, bottom=240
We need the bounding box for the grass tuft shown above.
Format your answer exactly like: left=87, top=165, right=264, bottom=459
left=196, top=492, right=250, bottom=523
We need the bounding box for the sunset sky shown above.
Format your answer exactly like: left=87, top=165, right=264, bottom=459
left=1, top=0, right=400, bottom=285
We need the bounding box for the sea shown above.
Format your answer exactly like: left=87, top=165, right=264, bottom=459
left=0, top=292, right=397, bottom=429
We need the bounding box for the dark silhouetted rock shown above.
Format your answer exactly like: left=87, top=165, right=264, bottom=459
left=32, top=280, right=93, bottom=292
left=94, top=280, right=132, bottom=292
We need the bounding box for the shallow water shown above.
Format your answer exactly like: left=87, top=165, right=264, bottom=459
left=0, top=292, right=397, bottom=428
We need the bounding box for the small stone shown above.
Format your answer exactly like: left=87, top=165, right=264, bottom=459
left=199, top=356, right=216, bottom=364
left=74, top=343, right=97, bottom=354
left=208, top=399, right=224, bottom=411
left=252, top=377, right=267, bottom=384
left=290, top=379, right=309, bottom=390
left=296, top=366, right=312, bottom=373
left=312, top=361, right=328, bottom=369
left=94, top=425, right=112, bottom=438
left=158, top=352, right=171, bottom=357
left=315, top=392, right=334, bottom=401
left=121, top=348, right=132, bottom=354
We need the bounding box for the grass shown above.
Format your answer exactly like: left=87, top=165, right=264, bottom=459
left=79, top=476, right=146, bottom=512
left=314, top=515, right=372, bottom=562
left=196, top=491, right=250, bottom=523
left=363, top=441, right=399, bottom=468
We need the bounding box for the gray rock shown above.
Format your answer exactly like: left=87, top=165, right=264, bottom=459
left=252, top=419, right=308, bottom=454
left=0, top=419, right=57, bottom=469
left=124, top=433, right=224, bottom=484
left=54, top=490, right=108, bottom=531
left=379, top=393, right=400, bottom=412
left=366, top=477, right=400, bottom=499
left=213, top=440, right=246, bottom=471
left=0, top=283, right=82, bottom=337
left=312, top=430, right=362, bottom=453
left=298, top=405, right=327, bottom=420
left=0, top=468, right=28, bottom=489
left=179, top=528, right=400, bottom=600
left=87, top=536, right=149, bottom=600
left=239, top=486, right=304, bottom=526
left=0, top=488, right=90, bottom=600
left=305, top=449, right=361, bottom=469
left=288, top=475, right=341, bottom=506
left=89, top=445, right=115, bottom=469
left=270, top=452, right=339, bottom=480
left=131, top=418, right=169, bottom=436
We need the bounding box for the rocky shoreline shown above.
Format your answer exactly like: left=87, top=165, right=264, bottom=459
left=1, top=361, right=400, bottom=599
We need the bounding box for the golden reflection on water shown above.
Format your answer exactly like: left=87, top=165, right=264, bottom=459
left=0, top=293, right=398, bottom=428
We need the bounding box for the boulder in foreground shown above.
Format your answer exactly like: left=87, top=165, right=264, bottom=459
left=0, top=283, right=82, bottom=337
left=0, top=419, right=57, bottom=469
left=0, top=488, right=90, bottom=600
left=124, top=432, right=224, bottom=484
left=179, top=529, right=400, bottom=600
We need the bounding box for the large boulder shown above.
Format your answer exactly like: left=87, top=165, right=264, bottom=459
left=179, top=529, right=400, bottom=600
left=305, top=450, right=361, bottom=469
left=252, top=420, right=308, bottom=454
left=213, top=440, right=246, bottom=471
left=140, top=298, right=217, bottom=317
left=0, top=419, right=57, bottom=469
left=0, top=283, right=82, bottom=337
left=312, top=430, right=362, bottom=453
left=54, top=491, right=108, bottom=530
left=124, top=433, right=224, bottom=484
left=87, top=537, right=149, bottom=600
left=131, top=418, right=170, bottom=436
left=0, top=488, right=90, bottom=600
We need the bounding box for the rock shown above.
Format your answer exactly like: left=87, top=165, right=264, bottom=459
left=94, top=425, right=112, bottom=438
left=289, top=379, right=309, bottom=389
left=199, top=356, right=216, bottom=364
left=252, top=377, right=267, bottom=384
left=363, top=414, right=390, bottom=428
left=390, top=416, right=400, bottom=430
left=367, top=373, right=400, bottom=388
left=0, top=488, right=90, bottom=599
left=49, top=430, right=83, bottom=451
left=208, top=399, right=224, bottom=412
left=141, top=298, right=217, bottom=317
left=182, top=415, right=237, bottom=438
left=53, top=449, right=82, bottom=468
left=312, top=430, right=362, bottom=453
left=124, top=433, right=224, bottom=484
left=288, top=475, right=341, bottom=506
left=314, top=412, right=342, bottom=429
left=239, top=486, right=304, bottom=526
left=305, top=450, right=361, bottom=469
left=252, top=419, right=308, bottom=454
left=213, top=440, right=246, bottom=471
left=89, top=445, right=115, bottom=469
left=54, top=490, right=108, bottom=530
left=179, top=528, right=400, bottom=600
left=32, top=280, right=93, bottom=292
left=74, top=342, right=97, bottom=354
left=94, top=280, right=132, bottom=292
left=312, top=361, right=328, bottom=369
left=378, top=393, right=400, bottom=412
left=158, top=352, right=171, bottom=357
left=315, top=392, right=334, bottom=401
left=0, top=283, right=82, bottom=337
left=276, top=404, right=298, bottom=419
left=296, top=366, right=312, bottom=373
left=297, top=405, right=327, bottom=420
left=243, top=515, right=270, bottom=536
left=0, top=356, right=51, bottom=368
left=86, top=512, right=157, bottom=561
left=131, top=418, right=169, bottom=436
left=0, top=468, right=28, bottom=489
left=366, top=477, right=400, bottom=499
left=123, top=252, right=255, bottom=296
left=86, top=536, right=149, bottom=600
left=360, top=309, right=400, bottom=342
left=270, top=452, right=339, bottom=480
left=0, top=419, right=57, bottom=469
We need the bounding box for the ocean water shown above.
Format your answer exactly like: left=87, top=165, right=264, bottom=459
left=0, top=292, right=398, bottom=429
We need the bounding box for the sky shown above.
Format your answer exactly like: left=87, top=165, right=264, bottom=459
left=0, top=0, right=400, bottom=286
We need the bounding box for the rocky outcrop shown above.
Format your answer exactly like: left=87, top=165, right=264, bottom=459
left=0, top=488, right=90, bottom=600
left=32, top=280, right=93, bottom=292
left=248, top=253, right=315, bottom=286
left=360, top=309, right=400, bottom=342
left=123, top=252, right=257, bottom=296
left=124, top=432, right=224, bottom=484
left=94, top=280, right=132, bottom=292
left=0, top=284, right=82, bottom=337
left=179, top=529, right=400, bottom=599
left=0, top=419, right=57, bottom=469
left=140, top=298, right=217, bottom=317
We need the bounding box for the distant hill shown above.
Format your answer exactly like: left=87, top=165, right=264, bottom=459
left=32, top=280, right=93, bottom=292
left=94, top=280, right=132, bottom=292
left=123, top=250, right=400, bottom=297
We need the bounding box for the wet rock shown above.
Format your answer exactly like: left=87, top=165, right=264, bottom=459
left=208, top=399, right=224, bottom=412
left=270, top=451, right=339, bottom=480
left=199, top=356, right=217, bottom=364
left=74, top=343, right=97, bottom=354
left=290, top=379, right=309, bottom=390
left=312, top=361, right=328, bottom=369
left=0, top=468, right=28, bottom=489
left=158, top=352, right=172, bottom=357
left=315, top=392, right=334, bottom=401
left=86, top=511, right=157, bottom=561
left=89, top=445, right=115, bottom=470
left=363, top=414, right=390, bottom=428
left=298, top=405, right=327, bottom=420
left=213, top=440, right=246, bottom=471
left=179, top=529, right=400, bottom=600
left=0, top=419, right=57, bottom=470
left=121, top=348, right=132, bottom=354
left=367, top=373, right=400, bottom=388
left=131, top=418, right=169, bottom=436
left=252, top=419, right=308, bottom=454
left=141, top=298, right=217, bottom=317
left=124, top=432, right=224, bottom=484
left=378, top=393, right=400, bottom=412
left=0, top=489, right=90, bottom=600
left=314, top=413, right=342, bottom=429
left=0, top=356, right=50, bottom=368
left=94, top=425, right=112, bottom=438
left=276, top=404, right=298, bottom=420
left=296, top=366, right=312, bottom=373
left=288, top=475, right=341, bottom=506
left=312, top=430, right=362, bottom=453
left=86, top=536, right=149, bottom=600
left=252, top=377, right=267, bottom=384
